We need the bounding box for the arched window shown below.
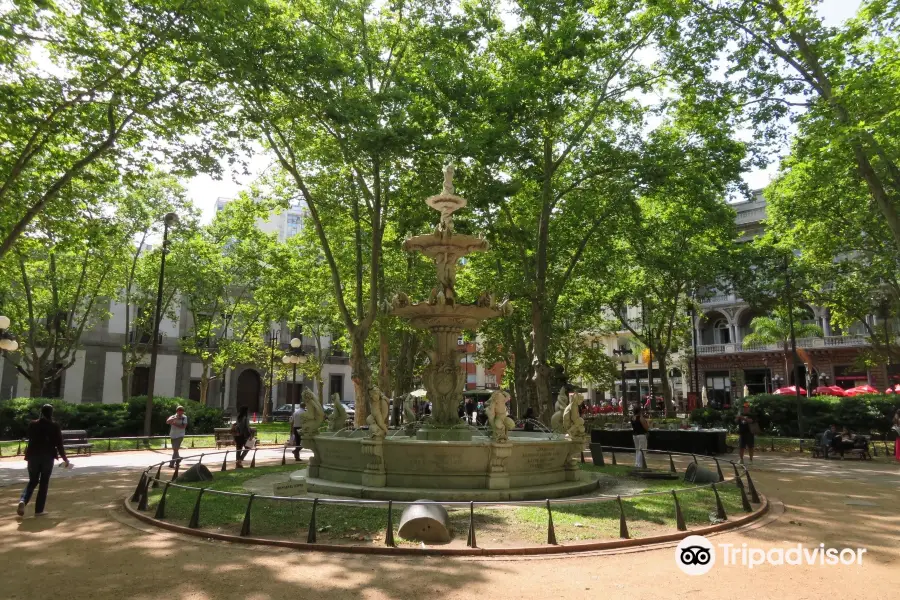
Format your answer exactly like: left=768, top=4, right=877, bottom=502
left=713, top=319, right=731, bottom=344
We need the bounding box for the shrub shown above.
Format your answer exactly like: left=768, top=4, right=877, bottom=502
left=0, top=397, right=225, bottom=439
left=689, top=393, right=900, bottom=438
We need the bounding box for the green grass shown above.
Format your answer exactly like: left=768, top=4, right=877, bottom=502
left=143, top=462, right=751, bottom=545
left=508, top=463, right=747, bottom=543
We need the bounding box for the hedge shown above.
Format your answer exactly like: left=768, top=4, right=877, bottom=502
left=0, top=396, right=225, bottom=440
left=690, top=394, right=900, bottom=438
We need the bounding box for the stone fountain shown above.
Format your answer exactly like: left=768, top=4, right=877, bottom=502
left=295, top=167, right=596, bottom=500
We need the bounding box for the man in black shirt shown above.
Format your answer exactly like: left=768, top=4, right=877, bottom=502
left=736, top=403, right=755, bottom=465
left=17, top=404, right=69, bottom=517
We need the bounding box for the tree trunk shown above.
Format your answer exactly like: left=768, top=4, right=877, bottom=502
left=350, top=328, right=371, bottom=427
left=121, top=368, right=131, bottom=403
left=378, top=327, right=391, bottom=397
left=200, top=369, right=211, bottom=406
left=657, top=352, right=675, bottom=417
left=531, top=301, right=552, bottom=423
left=29, top=372, right=42, bottom=398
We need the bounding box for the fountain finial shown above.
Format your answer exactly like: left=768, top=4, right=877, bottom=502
left=442, top=163, right=455, bottom=195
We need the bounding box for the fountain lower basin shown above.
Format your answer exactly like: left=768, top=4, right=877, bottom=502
left=301, top=431, right=597, bottom=501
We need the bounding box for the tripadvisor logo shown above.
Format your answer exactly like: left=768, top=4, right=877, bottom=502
left=676, top=535, right=867, bottom=574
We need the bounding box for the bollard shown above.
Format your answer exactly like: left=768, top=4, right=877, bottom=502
left=221, top=450, right=229, bottom=472
left=672, top=490, right=686, bottom=531
left=595, top=445, right=605, bottom=466
left=275, top=435, right=278, bottom=444
left=711, top=483, right=727, bottom=521
left=107, top=439, right=111, bottom=452
left=385, top=500, right=396, bottom=547
left=546, top=499, right=557, bottom=545
left=770, top=437, right=775, bottom=452
left=240, top=494, right=255, bottom=536
left=250, top=449, right=257, bottom=468
left=282, top=447, right=287, bottom=466
left=580, top=451, right=585, bottom=464
left=18, top=440, right=22, bottom=455
left=611, top=450, right=617, bottom=465
left=152, top=464, right=163, bottom=489
left=154, top=483, right=170, bottom=519
left=307, top=498, right=319, bottom=543
left=137, top=475, right=152, bottom=511
left=466, top=501, right=477, bottom=548
left=188, top=488, right=205, bottom=528
left=732, top=463, right=744, bottom=489
left=745, top=471, right=760, bottom=504
left=163, top=437, right=167, bottom=450
left=873, top=443, right=878, bottom=457
left=191, top=437, right=195, bottom=449
left=713, top=458, right=724, bottom=482
left=131, top=473, right=147, bottom=503
left=640, top=449, right=647, bottom=469
left=617, top=496, right=629, bottom=539
left=739, top=480, right=753, bottom=512
left=668, top=453, right=677, bottom=473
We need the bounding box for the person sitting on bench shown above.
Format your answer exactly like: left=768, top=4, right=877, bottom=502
left=832, top=427, right=857, bottom=457
left=822, top=425, right=837, bottom=451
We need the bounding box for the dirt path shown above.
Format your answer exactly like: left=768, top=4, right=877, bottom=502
left=1, top=455, right=898, bottom=600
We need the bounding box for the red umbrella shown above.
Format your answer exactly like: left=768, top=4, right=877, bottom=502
left=845, top=384, right=879, bottom=396
left=886, top=384, right=900, bottom=394
left=774, top=386, right=807, bottom=396
left=813, top=385, right=844, bottom=397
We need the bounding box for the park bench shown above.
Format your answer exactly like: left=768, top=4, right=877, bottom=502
left=810, top=433, right=871, bottom=460
left=214, top=427, right=257, bottom=449
left=61, top=430, right=93, bottom=456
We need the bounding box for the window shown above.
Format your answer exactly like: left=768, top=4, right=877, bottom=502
left=329, top=374, right=343, bottom=402
left=713, top=319, right=731, bottom=344
left=591, top=341, right=600, bottom=350
left=286, top=214, right=302, bottom=238
left=189, top=380, right=202, bottom=402
left=132, top=367, right=150, bottom=397
left=485, top=373, right=497, bottom=388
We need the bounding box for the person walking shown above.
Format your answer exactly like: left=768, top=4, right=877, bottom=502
left=17, top=404, right=69, bottom=517
left=736, top=403, right=755, bottom=465
left=166, top=406, right=188, bottom=468
left=291, top=402, right=306, bottom=462
left=892, top=409, right=900, bottom=462
left=232, top=406, right=252, bottom=468
left=631, top=407, right=649, bottom=468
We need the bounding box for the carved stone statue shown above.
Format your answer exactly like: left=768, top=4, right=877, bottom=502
left=366, top=384, right=390, bottom=440
left=562, top=392, right=586, bottom=442
left=328, top=393, right=347, bottom=432
left=485, top=390, right=516, bottom=443
left=402, top=393, right=416, bottom=425
left=442, top=163, right=455, bottom=196
left=476, top=291, right=493, bottom=307
left=434, top=252, right=456, bottom=303
left=550, top=387, right=568, bottom=433
left=391, top=292, right=410, bottom=309
left=300, top=388, right=325, bottom=438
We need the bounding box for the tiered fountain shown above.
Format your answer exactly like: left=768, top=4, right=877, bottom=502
left=297, top=167, right=596, bottom=500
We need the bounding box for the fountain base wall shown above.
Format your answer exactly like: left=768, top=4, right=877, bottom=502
left=304, top=432, right=594, bottom=500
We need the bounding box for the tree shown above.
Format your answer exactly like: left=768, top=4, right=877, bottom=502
left=0, top=0, right=229, bottom=259
left=743, top=308, right=823, bottom=382
left=0, top=211, right=127, bottom=397
left=193, top=0, right=462, bottom=426
left=114, top=172, right=197, bottom=401
left=167, top=196, right=277, bottom=407
left=685, top=0, right=900, bottom=255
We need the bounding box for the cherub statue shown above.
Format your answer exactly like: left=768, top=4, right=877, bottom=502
left=328, top=392, right=347, bottom=432
left=476, top=291, right=493, bottom=307
left=562, top=392, right=586, bottom=442
left=299, top=388, right=325, bottom=438
left=391, top=292, right=410, bottom=310
left=442, top=163, right=455, bottom=196
left=485, top=390, right=516, bottom=443
left=550, top=387, right=568, bottom=433
left=402, top=393, right=416, bottom=425
left=434, top=252, right=456, bottom=303
left=366, top=384, right=390, bottom=440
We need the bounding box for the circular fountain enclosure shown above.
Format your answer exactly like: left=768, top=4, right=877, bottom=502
left=303, top=167, right=592, bottom=501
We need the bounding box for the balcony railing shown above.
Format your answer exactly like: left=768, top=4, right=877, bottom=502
left=696, top=335, right=869, bottom=355
left=734, top=207, right=767, bottom=224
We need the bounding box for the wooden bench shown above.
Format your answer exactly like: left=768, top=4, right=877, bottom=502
left=61, top=430, right=93, bottom=456
left=214, top=427, right=257, bottom=449
left=810, top=433, right=871, bottom=460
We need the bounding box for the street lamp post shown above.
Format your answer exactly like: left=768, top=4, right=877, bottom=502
left=282, top=336, right=307, bottom=411
left=613, top=348, right=630, bottom=408
left=266, top=329, right=279, bottom=421
left=144, top=212, right=178, bottom=437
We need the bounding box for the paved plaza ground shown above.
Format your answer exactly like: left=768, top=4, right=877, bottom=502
left=1, top=448, right=898, bottom=600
